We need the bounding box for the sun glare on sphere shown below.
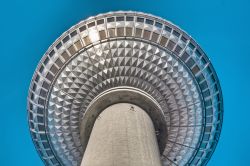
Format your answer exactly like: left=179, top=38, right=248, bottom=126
left=89, top=29, right=100, bottom=43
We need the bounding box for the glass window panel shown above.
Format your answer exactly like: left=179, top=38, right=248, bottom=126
left=126, top=27, right=133, bottom=36
left=160, top=36, right=168, bottom=46
left=99, top=30, right=106, bottom=40
left=88, top=22, right=95, bottom=28
left=155, top=22, right=162, bottom=28
left=107, top=17, right=115, bottom=22
left=97, top=19, right=104, bottom=25
left=70, top=30, right=77, bottom=37
left=108, top=28, right=116, bottom=37
left=135, top=28, right=142, bottom=38
left=117, top=27, right=124, bottom=37
left=62, top=36, right=69, bottom=43
left=126, top=16, right=134, bottom=21
left=116, top=16, right=124, bottom=21
left=137, top=17, right=144, bottom=23
left=164, top=25, right=172, bottom=32
left=146, top=19, right=153, bottom=25
left=151, top=32, right=159, bottom=42
left=143, top=30, right=151, bottom=40
left=74, top=40, right=83, bottom=50
left=167, top=40, right=175, bottom=50
left=79, top=25, right=86, bottom=32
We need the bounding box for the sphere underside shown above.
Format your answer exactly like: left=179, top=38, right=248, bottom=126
left=27, top=11, right=223, bottom=166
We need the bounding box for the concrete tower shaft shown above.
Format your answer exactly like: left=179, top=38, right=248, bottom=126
left=81, top=103, right=162, bottom=166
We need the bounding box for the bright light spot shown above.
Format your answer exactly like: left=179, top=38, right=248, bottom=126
left=89, top=29, right=100, bottom=43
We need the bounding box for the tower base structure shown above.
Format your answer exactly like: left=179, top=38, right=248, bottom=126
left=81, top=103, right=162, bottom=166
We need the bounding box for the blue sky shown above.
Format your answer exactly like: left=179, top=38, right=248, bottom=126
left=1, top=0, right=250, bottom=165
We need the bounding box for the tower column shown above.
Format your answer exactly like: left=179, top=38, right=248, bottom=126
left=81, top=103, right=162, bottom=166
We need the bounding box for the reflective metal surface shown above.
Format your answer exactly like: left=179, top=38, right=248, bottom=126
left=27, top=11, right=223, bottom=166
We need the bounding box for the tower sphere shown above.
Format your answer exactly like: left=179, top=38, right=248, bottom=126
left=27, top=11, right=223, bottom=166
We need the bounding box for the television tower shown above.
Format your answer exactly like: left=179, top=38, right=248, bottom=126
left=28, top=11, right=223, bottom=166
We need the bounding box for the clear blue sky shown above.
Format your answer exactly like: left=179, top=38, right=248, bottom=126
left=1, top=0, right=250, bottom=165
